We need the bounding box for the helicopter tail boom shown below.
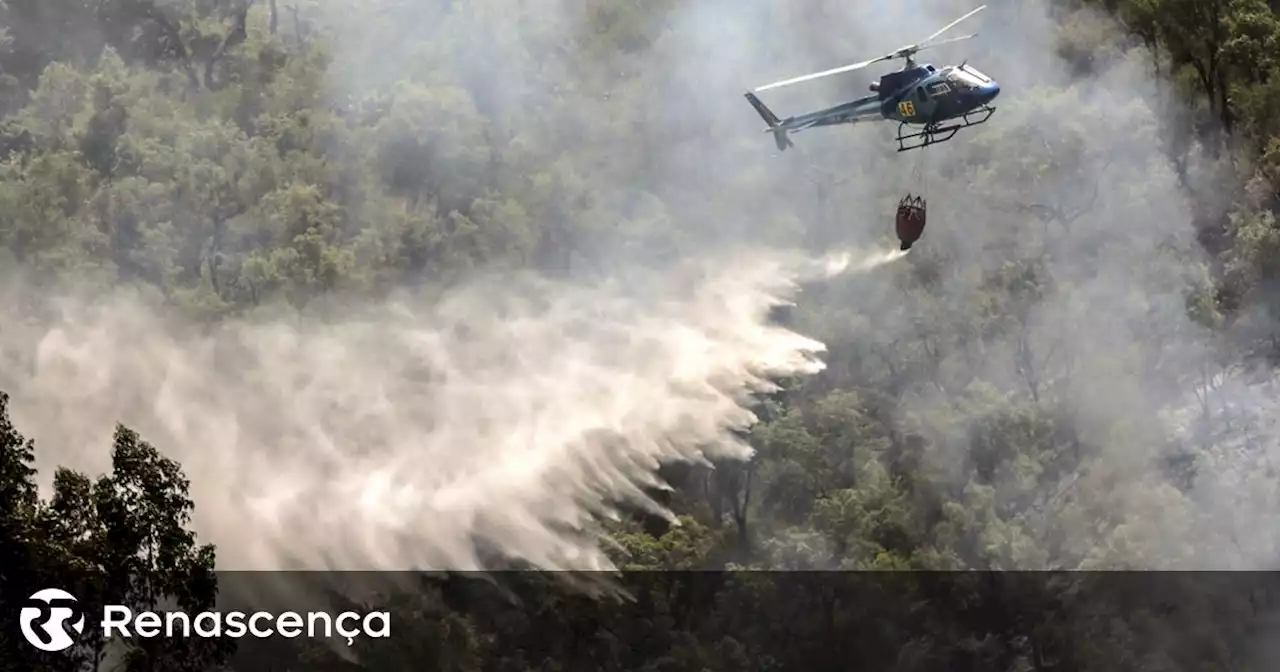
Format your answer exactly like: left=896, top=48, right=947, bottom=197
left=744, top=92, right=794, bottom=151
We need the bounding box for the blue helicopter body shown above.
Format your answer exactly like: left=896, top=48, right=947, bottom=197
left=745, top=5, right=1000, bottom=152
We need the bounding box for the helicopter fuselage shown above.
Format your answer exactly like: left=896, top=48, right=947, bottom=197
left=872, top=62, right=1000, bottom=125
left=748, top=61, right=1000, bottom=139
left=743, top=5, right=1000, bottom=152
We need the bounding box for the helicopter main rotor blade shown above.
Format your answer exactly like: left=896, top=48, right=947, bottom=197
left=753, top=53, right=895, bottom=92
left=919, top=4, right=986, bottom=48
left=914, top=32, right=977, bottom=53
left=750, top=5, right=986, bottom=94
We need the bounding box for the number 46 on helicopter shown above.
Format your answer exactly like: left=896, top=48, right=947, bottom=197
left=744, top=4, right=1001, bottom=153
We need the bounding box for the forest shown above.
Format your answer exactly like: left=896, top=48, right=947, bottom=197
left=4, top=0, right=1280, bottom=669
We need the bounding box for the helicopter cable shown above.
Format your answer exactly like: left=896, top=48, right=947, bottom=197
left=909, top=146, right=925, bottom=198
left=920, top=147, right=929, bottom=203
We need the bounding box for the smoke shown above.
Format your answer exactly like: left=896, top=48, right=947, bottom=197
left=4, top=0, right=1278, bottom=580
left=0, top=246, right=900, bottom=571
left=612, top=0, right=1280, bottom=571
left=0, top=0, right=921, bottom=575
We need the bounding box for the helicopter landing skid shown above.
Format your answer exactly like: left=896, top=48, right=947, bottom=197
left=896, top=105, right=997, bottom=152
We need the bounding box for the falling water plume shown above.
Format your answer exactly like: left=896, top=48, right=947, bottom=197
left=0, top=249, right=844, bottom=573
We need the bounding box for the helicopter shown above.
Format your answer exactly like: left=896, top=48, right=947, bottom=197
left=744, top=4, right=1000, bottom=153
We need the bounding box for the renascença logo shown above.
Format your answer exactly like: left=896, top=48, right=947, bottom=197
left=19, top=589, right=391, bottom=650
left=20, top=588, right=87, bottom=652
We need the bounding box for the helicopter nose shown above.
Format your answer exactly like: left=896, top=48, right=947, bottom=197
left=982, top=81, right=1000, bottom=103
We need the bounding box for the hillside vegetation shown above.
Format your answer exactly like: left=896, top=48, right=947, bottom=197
left=4, top=0, right=1280, bottom=669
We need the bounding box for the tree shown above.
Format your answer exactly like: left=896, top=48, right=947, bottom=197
left=0, top=391, right=45, bottom=672
left=3, top=0, right=1280, bottom=666
left=0, top=391, right=230, bottom=671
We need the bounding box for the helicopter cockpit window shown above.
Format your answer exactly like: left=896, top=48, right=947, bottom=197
left=960, top=65, right=991, bottom=83
left=946, top=68, right=982, bottom=91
